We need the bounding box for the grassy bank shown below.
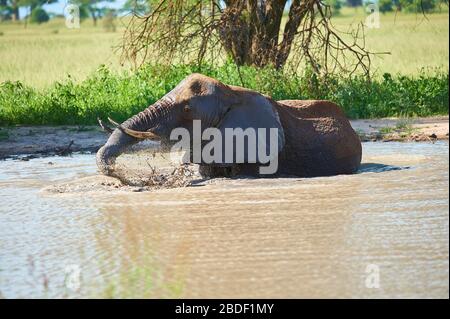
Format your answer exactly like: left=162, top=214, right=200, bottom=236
left=0, top=63, right=448, bottom=125
left=0, top=8, right=447, bottom=125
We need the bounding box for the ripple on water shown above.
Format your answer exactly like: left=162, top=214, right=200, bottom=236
left=0, top=142, right=448, bottom=298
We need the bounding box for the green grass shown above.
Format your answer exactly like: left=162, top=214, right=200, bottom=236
left=0, top=63, right=448, bottom=125
left=378, top=117, right=419, bottom=136
left=0, top=9, right=448, bottom=87
left=395, top=117, right=414, bottom=130
left=0, top=18, right=126, bottom=88
left=332, top=7, right=449, bottom=75
left=379, top=126, right=395, bottom=134
left=0, top=9, right=448, bottom=124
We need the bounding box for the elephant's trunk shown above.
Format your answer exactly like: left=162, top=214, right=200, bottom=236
left=96, top=129, right=137, bottom=175
left=96, top=98, right=169, bottom=176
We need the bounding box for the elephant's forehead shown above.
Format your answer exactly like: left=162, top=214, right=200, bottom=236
left=188, top=80, right=215, bottom=95
left=176, top=75, right=218, bottom=95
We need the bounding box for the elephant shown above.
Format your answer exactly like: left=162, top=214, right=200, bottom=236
left=96, top=73, right=362, bottom=178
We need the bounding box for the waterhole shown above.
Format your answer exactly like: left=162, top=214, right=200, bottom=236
left=0, top=142, right=448, bottom=298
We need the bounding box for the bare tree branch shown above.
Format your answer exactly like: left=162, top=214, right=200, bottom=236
left=120, top=0, right=380, bottom=78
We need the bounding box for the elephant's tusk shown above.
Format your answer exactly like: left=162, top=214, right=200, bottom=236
left=108, top=117, right=160, bottom=140
left=120, top=127, right=161, bottom=140
left=97, top=118, right=113, bottom=134
left=107, top=117, right=121, bottom=128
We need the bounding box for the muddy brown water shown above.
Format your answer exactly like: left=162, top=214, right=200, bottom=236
left=0, top=142, right=448, bottom=298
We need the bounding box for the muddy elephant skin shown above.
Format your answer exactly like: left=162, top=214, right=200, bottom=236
left=96, top=74, right=362, bottom=178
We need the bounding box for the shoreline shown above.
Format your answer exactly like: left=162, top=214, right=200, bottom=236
left=352, top=116, right=449, bottom=142
left=0, top=116, right=448, bottom=160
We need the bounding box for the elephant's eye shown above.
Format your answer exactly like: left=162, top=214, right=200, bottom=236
left=183, top=105, right=191, bottom=113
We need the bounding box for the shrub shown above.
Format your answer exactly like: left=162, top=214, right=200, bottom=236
left=379, top=0, right=394, bottom=13
left=346, top=0, right=362, bottom=6
left=0, top=64, right=448, bottom=125
left=30, top=7, right=49, bottom=24
left=399, top=0, right=438, bottom=13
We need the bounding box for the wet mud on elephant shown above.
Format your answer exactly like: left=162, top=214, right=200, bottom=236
left=96, top=73, right=362, bottom=178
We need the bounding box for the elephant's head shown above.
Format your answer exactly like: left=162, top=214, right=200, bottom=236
left=96, top=73, right=284, bottom=175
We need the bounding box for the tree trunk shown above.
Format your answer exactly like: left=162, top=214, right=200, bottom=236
left=219, top=0, right=308, bottom=69
left=11, top=1, right=19, bottom=21
left=274, top=0, right=306, bottom=69
left=90, top=9, right=98, bottom=26
left=24, top=6, right=34, bottom=29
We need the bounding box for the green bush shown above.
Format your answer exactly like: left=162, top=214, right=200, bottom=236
left=399, top=0, right=437, bottom=13
left=379, top=0, right=394, bottom=13
left=30, top=7, right=49, bottom=24
left=0, top=63, right=448, bottom=125
left=326, top=0, right=342, bottom=15
left=346, top=0, right=362, bottom=6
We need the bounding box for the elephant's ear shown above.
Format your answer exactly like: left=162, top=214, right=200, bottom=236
left=214, top=95, right=285, bottom=165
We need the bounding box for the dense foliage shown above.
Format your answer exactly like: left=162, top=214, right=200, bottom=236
left=0, top=63, right=448, bottom=125
left=399, top=0, right=440, bottom=13
left=30, top=6, right=49, bottom=24
left=379, top=0, right=395, bottom=13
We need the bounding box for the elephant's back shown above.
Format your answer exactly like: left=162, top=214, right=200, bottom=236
left=275, top=100, right=362, bottom=177
left=277, top=100, right=346, bottom=119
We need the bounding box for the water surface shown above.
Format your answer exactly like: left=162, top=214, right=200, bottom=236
left=0, top=142, right=448, bottom=298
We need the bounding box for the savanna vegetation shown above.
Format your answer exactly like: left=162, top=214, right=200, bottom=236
left=0, top=1, right=448, bottom=125
left=0, top=62, right=448, bottom=125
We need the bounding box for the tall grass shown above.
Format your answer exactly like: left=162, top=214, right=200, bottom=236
left=0, top=63, right=448, bottom=125
left=0, top=18, right=125, bottom=89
